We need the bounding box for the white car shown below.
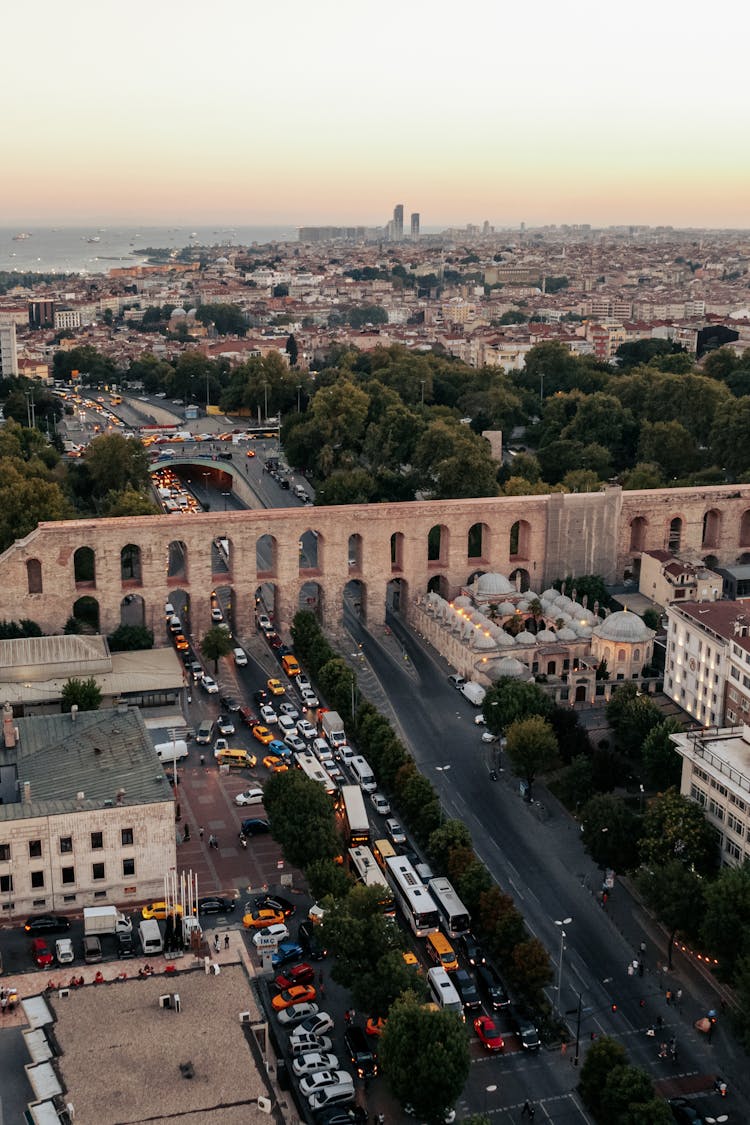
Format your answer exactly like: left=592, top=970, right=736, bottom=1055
left=370, top=792, right=391, bottom=816
left=301, top=688, right=320, bottom=708
left=474, top=714, right=486, bottom=725
left=297, top=719, right=316, bottom=741
left=213, top=738, right=229, bottom=757
left=277, top=1001, right=319, bottom=1027
left=385, top=818, right=406, bottom=845
left=211, top=606, right=223, bottom=622
left=481, top=731, right=498, bottom=744
left=292, top=1051, right=340, bottom=1078
left=202, top=675, right=219, bottom=694
left=327, top=763, right=344, bottom=783
left=257, top=614, right=272, bottom=631
left=339, top=745, right=355, bottom=764
left=55, top=938, right=74, bottom=964
left=312, top=737, right=332, bottom=762
left=278, top=715, right=297, bottom=736
left=252, top=923, right=290, bottom=948
left=288, top=1032, right=333, bottom=1057
left=217, top=715, right=235, bottom=736
left=260, top=704, right=278, bottom=725
left=299, top=1070, right=348, bottom=1098
left=296, top=674, right=311, bottom=691
left=235, top=788, right=264, bottom=806
left=286, top=733, right=306, bottom=754
left=233, top=647, right=248, bottom=666
left=279, top=702, right=300, bottom=720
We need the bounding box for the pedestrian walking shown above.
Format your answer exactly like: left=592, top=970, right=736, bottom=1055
left=676, top=988, right=683, bottom=1007
left=639, top=941, right=647, bottom=956
left=224, top=933, right=229, bottom=949
left=200, top=754, right=205, bottom=767
left=560, top=1041, right=567, bottom=1056
left=665, top=989, right=673, bottom=1005
left=344, top=1009, right=352, bottom=1025
left=521, top=1101, right=535, bottom=1119
left=199, top=826, right=204, bottom=839
left=213, top=935, right=220, bottom=953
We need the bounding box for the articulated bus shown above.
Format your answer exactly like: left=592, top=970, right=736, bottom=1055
left=384, top=855, right=439, bottom=937
left=295, top=751, right=337, bottom=796
left=428, top=877, right=471, bottom=938
left=372, top=838, right=397, bottom=872
left=348, top=846, right=395, bottom=915
left=337, top=785, right=370, bottom=847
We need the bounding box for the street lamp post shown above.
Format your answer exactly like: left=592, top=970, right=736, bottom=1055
left=555, top=916, right=573, bottom=1006
left=436, top=764, right=451, bottom=821
left=221, top=491, right=230, bottom=511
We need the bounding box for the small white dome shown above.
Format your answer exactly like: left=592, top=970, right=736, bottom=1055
left=543, top=588, right=561, bottom=601
left=498, top=601, right=516, bottom=615
left=593, top=610, right=654, bottom=644
left=536, top=628, right=557, bottom=643
left=454, top=596, right=472, bottom=608
left=494, top=630, right=517, bottom=647
left=515, top=630, right=537, bottom=645
left=490, top=656, right=530, bottom=679
left=557, top=627, right=578, bottom=641
left=473, top=631, right=497, bottom=651
left=476, top=572, right=515, bottom=597
left=171, top=307, right=187, bottom=318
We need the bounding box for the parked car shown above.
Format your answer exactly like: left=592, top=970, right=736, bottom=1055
left=295, top=1011, right=334, bottom=1037
left=271, top=984, right=317, bottom=1011
left=244, top=907, right=286, bottom=930
left=276, top=1001, right=319, bottom=1027
left=314, top=1108, right=367, bottom=1125
left=55, top=938, right=74, bottom=965
left=198, top=896, right=236, bottom=915
left=240, top=818, right=270, bottom=836
left=235, top=787, right=264, bottom=807
left=288, top=1030, right=333, bottom=1057
left=31, top=938, right=54, bottom=967
left=292, top=1050, right=339, bottom=1078
left=275, top=962, right=315, bottom=989
left=252, top=923, right=290, bottom=948
left=83, top=935, right=102, bottom=963
left=24, top=914, right=70, bottom=935
left=300, top=1070, right=351, bottom=1099
left=142, top=901, right=184, bottom=920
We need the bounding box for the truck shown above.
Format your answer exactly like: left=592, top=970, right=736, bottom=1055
left=83, top=905, right=133, bottom=937
left=321, top=710, right=347, bottom=748
left=138, top=919, right=164, bottom=956
left=154, top=739, right=188, bottom=762
left=460, top=681, right=486, bottom=707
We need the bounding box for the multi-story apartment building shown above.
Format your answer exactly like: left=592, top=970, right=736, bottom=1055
left=671, top=723, right=750, bottom=867
left=664, top=600, right=750, bottom=727
left=54, top=308, right=82, bottom=331
left=0, top=319, right=19, bottom=378
left=639, top=551, right=722, bottom=607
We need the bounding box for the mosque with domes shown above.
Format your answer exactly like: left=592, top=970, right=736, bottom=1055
left=409, top=572, right=657, bottom=706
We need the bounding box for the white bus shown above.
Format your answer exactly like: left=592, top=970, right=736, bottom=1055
left=427, top=967, right=463, bottom=1018
left=295, top=751, right=337, bottom=796
left=428, top=877, right=471, bottom=939
left=384, top=855, right=439, bottom=937
left=348, top=846, right=395, bottom=915
left=337, top=785, right=370, bottom=847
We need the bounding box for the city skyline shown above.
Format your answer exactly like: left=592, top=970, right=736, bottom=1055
left=3, top=0, right=748, bottom=228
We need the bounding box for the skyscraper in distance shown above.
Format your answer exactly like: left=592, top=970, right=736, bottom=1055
left=393, top=204, right=404, bottom=240
left=410, top=212, right=420, bottom=240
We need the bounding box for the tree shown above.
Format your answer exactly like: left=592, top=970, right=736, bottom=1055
left=380, top=993, right=470, bottom=1123
left=477, top=886, right=526, bottom=961
left=108, top=624, right=154, bottom=652
left=102, top=488, right=160, bottom=517
left=507, top=937, right=553, bottom=1002
left=636, top=861, right=704, bottom=968
left=701, top=864, right=750, bottom=980
left=642, top=718, right=683, bottom=790
left=261, top=771, right=341, bottom=869
left=427, top=820, right=473, bottom=873
left=200, top=625, right=234, bottom=672
left=606, top=683, right=662, bottom=757
left=579, top=1036, right=628, bottom=1118
left=61, top=677, right=102, bottom=713
left=482, top=678, right=552, bottom=733
left=600, top=1064, right=665, bottom=1124
left=637, top=420, right=701, bottom=479
left=305, top=858, right=352, bottom=902
left=639, top=788, right=718, bottom=875
left=504, top=715, right=559, bottom=800
left=0, top=459, right=73, bottom=550
left=81, top=433, right=151, bottom=499
left=580, top=794, right=641, bottom=871
left=285, top=333, right=299, bottom=367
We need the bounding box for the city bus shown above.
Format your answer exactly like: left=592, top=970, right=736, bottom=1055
left=295, top=751, right=337, bottom=796
left=110, top=394, right=122, bottom=405
left=348, top=846, right=395, bottom=915
left=384, top=855, right=439, bottom=937
left=428, top=877, right=471, bottom=938
left=372, top=838, right=397, bottom=872
left=337, top=785, right=370, bottom=847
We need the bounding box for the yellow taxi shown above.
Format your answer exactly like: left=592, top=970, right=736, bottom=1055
left=263, top=755, right=289, bottom=772
left=174, top=633, right=189, bottom=651
left=141, top=902, right=185, bottom=920
left=243, top=906, right=285, bottom=930
left=252, top=724, right=275, bottom=745
left=267, top=678, right=285, bottom=697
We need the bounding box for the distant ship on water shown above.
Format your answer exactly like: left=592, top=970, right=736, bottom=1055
left=13, top=232, right=31, bottom=240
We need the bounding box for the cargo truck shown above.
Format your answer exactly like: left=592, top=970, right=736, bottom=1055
left=460, top=682, right=486, bottom=706
left=321, top=710, right=347, bottom=748
left=83, top=905, right=133, bottom=936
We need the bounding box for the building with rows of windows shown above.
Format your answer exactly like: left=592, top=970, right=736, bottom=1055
left=0, top=704, right=175, bottom=918
left=671, top=723, right=750, bottom=867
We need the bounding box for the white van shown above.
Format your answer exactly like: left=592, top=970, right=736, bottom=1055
left=427, top=967, right=464, bottom=1018
left=154, top=739, right=188, bottom=762
left=138, top=919, right=164, bottom=955
left=350, top=756, right=377, bottom=793
left=233, top=647, right=248, bottom=667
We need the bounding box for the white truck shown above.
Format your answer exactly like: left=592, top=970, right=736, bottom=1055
left=321, top=710, right=347, bottom=748
left=460, top=681, right=486, bottom=707
left=83, top=905, right=133, bottom=937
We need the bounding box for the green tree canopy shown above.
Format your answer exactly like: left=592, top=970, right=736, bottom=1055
left=579, top=1036, right=628, bottom=1118
left=80, top=433, right=151, bottom=499
left=261, top=770, right=341, bottom=870
left=200, top=625, right=234, bottom=672
left=504, top=715, right=559, bottom=799
left=580, top=794, right=641, bottom=871
left=636, top=861, right=704, bottom=966
left=482, top=678, right=552, bottom=733
left=380, top=993, right=470, bottom=1122
left=701, top=862, right=750, bottom=979
left=108, top=624, right=154, bottom=652
left=642, top=718, right=683, bottom=790
left=61, top=676, right=102, bottom=713
left=639, top=787, right=718, bottom=875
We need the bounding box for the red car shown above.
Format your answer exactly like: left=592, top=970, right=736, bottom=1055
left=31, top=938, right=54, bottom=967
left=474, top=1015, right=504, bottom=1052
left=275, top=962, right=315, bottom=990
left=239, top=706, right=257, bottom=728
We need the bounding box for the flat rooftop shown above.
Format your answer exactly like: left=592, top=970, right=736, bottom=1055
left=673, top=725, right=750, bottom=794
left=50, top=964, right=272, bottom=1124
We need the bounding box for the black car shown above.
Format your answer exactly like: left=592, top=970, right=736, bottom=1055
left=344, top=1026, right=378, bottom=1078
left=24, top=914, right=71, bottom=935
left=460, top=932, right=486, bottom=967
left=254, top=689, right=269, bottom=706
left=475, top=963, right=509, bottom=1010
left=314, top=1107, right=367, bottom=1125
left=514, top=1014, right=540, bottom=1051
left=254, top=893, right=295, bottom=918
left=299, top=918, right=327, bottom=960
left=116, top=931, right=135, bottom=958
left=220, top=694, right=242, bottom=713
left=241, top=818, right=271, bottom=836
left=198, top=896, right=237, bottom=915
left=452, top=968, right=481, bottom=1011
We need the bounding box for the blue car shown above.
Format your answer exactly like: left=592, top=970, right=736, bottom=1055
left=268, top=739, right=292, bottom=759
left=272, top=941, right=304, bottom=969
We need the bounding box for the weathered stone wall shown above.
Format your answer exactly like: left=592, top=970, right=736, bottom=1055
left=3, top=484, right=750, bottom=636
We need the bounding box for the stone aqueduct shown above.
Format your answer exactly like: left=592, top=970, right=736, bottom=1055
left=5, top=483, right=750, bottom=642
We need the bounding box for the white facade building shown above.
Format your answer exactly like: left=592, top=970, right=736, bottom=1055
left=671, top=723, right=750, bottom=867
left=664, top=601, right=750, bottom=727
left=0, top=319, right=19, bottom=378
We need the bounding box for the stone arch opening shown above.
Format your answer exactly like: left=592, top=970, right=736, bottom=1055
left=428, top=524, right=449, bottom=567
left=668, top=516, right=683, bottom=553
left=74, top=546, right=96, bottom=588
left=546, top=659, right=557, bottom=675
left=211, top=584, right=233, bottom=631
left=702, top=509, right=721, bottom=550
left=741, top=511, right=750, bottom=548
left=299, top=580, right=323, bottom=620
left=468, top=522, right=490, bottom=562
left=391, top=532, right=405, bottom=572
left=299, top=529, right=322, bottom=573
left=256, top=534, right=277, bottom=579
left=387, top=577, right=408, bottom=613
left=510, top=519, right=531, bottom=560
left=120, top=593, right=145, bottom=627
left=256, top=583, right=277, bottom=621
left=168, top=540, right=188, bottom=583
left=26, top=558, right=43, bottom=594
left=345, top=578, right=367, bottom=621
left=703, top=555, right=719, bottom=569
left=509, top=567, right=531, bottom=592
left=120, top=543, right=142, bottom=584
left=168, top=590, right=190, bottom=638
left=575, top=683, right=587, bottom=702
left=212, top=534, right=233, bottom=581
left=348, top=533, right=363, bottom=572
left=630, top=516, right=647, bottom=553
left=72, top=595, right=99, bottom=633
left=427, top=574, right=450, bottom=598
left=739, top=553, right=750, bottom=566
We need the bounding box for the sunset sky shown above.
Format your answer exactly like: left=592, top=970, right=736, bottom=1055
left=3, top=0, right=748, bottom=228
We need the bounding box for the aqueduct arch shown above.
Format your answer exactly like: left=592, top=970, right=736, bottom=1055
left=3, top=484, right=750, bottom=637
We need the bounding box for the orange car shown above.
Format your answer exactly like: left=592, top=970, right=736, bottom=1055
left=263, top=755, right=289, bottom=773
left=174, top=633, right=189, bottom=651
left=243, top=907, right=285, bottom=930
left=366, top=1016, right=386, bottom=1037
left=271, top=984, right=317, bottom=1011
